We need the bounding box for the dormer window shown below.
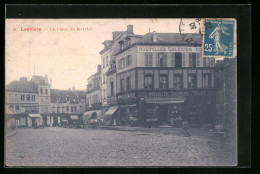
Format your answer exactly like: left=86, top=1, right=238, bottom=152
left=66, top=96, right=70, bottom=102
left=120, top=43, right=124, bottom=50
left=152, top=31, right=158, bottom=43
left=127, top=38, right=131, bottom=45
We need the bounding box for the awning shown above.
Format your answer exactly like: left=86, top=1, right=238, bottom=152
left=105, top=106, right=119, bottom=116
left=145, top=98, right=185, bottom=104
left=70, top=115, right=79, bottom=120
left=120, top=104, right=136, bottom=108
left=28, top=114, right=42, bottom=118
left=83, top=110, right=102, bottom=119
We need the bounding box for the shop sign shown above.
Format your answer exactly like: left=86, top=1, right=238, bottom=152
left=25, top=106, right=39, bottom=112
left=20, top=103, right=39, bottom=107
left=147, top=91, right=213, bottom=98
left=107, top=96, right=117, bottom=104
left=138, top=46, right=201, bottom=53
left=117, top=93, right=136, bottom=100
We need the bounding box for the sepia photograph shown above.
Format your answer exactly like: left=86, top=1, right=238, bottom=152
left=5, top=18, right=238, bottom=167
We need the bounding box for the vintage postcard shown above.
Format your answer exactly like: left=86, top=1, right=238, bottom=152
left=5, top=18, right=237, bottom=167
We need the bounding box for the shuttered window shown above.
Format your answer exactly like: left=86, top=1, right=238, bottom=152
left=196, top=53, right=200, bottom=67
left=171, top=53, right=175, bottom=66
left=182, top=53, right=186, bottom=67
left=175, top=53, right=182, bottom=67
left=145, top=53, right=149, bottom=67
left=189, top=53, right=196, bottom=67
left=157, top=53, right=167, bottom=67
left=149, top=54, right=153, bottom=66
left=210, top=58, right=215, bottom=67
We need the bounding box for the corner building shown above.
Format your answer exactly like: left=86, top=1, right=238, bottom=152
left=107, top=32, right=216, bottom=126
left=100, top=25, right=141, bottom=119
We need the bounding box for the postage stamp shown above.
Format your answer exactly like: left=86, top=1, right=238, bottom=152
left=202, top=19, right=236, bottom=57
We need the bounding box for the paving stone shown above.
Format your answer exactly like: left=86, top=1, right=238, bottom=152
left=6, top=127, right=237, bottom=166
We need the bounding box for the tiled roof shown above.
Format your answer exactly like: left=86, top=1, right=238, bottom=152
left=6, top=80, right=38, bottom=93
left=135, top=33, right=202, bottom=45
left=50, top=89, right=85, bottom=103
left=115, top=33, right=202, bottom=55
left=75, top=90, right=86, bottom=99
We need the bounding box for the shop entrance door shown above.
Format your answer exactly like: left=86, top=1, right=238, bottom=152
left=32, top=118, right=36, bottom=127
left=158, top=105, right=169, bottom=125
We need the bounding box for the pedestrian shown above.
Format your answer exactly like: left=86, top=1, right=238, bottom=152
left=42, top=120, right=45, bottom=129
left=182, top=119, right=190, bottom=137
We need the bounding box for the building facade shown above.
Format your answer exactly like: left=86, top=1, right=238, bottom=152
left=31, top=75, right=52, bottom=126
left=86, top=65, right=102, bottom=110
left=50, top=87, right=86, bottom=126
left=215, top=58, right=237, bottom=135
left=5, top=76, right=45, bottom=127
left=6, top=75, right=86, bottom=128
left=99, top=25, right=142, bottom=118
left=105, top=31, right=216, bottom=126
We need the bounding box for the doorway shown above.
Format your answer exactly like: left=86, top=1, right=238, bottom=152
left=31, top=118, right=36, bottom=127
left=157, top=105, right=169, bottom=125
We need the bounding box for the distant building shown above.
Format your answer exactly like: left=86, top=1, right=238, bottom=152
left=50, top=88, right=86, bottom=126
left=5, top=76, right=49, bottom=127
left=86, top=65, right=102, bottom=110
left=31, top=75, right=51, bottom=114
left=84, top=65, right=102, bottom=122
left=215, top=58, right=237, bottom=135
left=5, top=75, right=86, bottom=128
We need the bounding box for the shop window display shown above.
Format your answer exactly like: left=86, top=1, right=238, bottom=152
left=146, top=105, right=159, bottom=127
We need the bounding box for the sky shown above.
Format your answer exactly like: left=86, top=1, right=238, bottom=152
left=5, top=19, right=234, bottom=90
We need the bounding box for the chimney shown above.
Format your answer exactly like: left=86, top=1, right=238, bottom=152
left=127, top=25, right=133, bottom=34
left=152, top=31, right=158, bottom=43
left=20, top=77, right=27, bottom=82
left=112, top=31, right=122, bottom=40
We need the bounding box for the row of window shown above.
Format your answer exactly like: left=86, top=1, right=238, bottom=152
left=21, top=94, right=36, bottom=101
left=8, top=105, right=20, bottom=113
left=40, top=88, right=49, bottom=95
left=145, top=53, right=214, bottom=68
left=8, top=94, right=36, bottom=101
left=143, top=74, right=211, bottom=89
left=52, top=106, right=77, bottom=113
left=118, top=55, right=132, bottom=70
left=120, top=77, right=131, bottom=92
left=118, top=74, right=211, bottom=92
left=66, top=106, right=77, bottom=112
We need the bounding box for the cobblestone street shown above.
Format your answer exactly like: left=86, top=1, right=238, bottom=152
left=6, top=127, right=236, bottom=167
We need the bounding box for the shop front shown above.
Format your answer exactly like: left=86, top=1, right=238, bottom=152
left=119, top=104, right=138, bottom=126
left=104, top=105, right=119, bottom=126
left=83, top=110, right=103, bottom=126
left=117, top=92, right=139, bottom=126
left=144, top=98, right=185, bottom=127
left=141, top=90, right=216, bottom=127
left=69, top=115, right=81, bottom=127
left=27, top=114, right=42, bottom=128
left=60, top=115, right=69, bottom=125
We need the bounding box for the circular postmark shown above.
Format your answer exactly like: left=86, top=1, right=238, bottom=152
left=179, top=18, right=203, bottom=46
